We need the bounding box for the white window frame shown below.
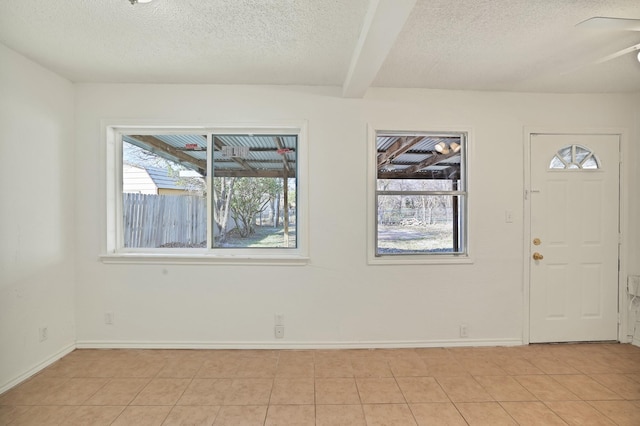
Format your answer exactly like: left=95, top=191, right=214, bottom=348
left=367, top=124, right=474, bottom=265
left=101, top=121, right=309, bottom=265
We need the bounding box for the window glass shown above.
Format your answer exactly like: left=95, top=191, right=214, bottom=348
left=116, top=131, right=300, bottom=255
left=549, top=144, right=600, bottom=170
left=375, top=132, right=467, bottom=256
left=122, top=135, right=207, bottom=249
left=211, top=135, right=297, bottom=248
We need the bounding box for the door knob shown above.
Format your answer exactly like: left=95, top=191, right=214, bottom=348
left=532, top=252, right=544, bottom=260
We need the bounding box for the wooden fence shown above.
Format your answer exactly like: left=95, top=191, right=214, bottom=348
left=123, top=193, right=207, bottom=248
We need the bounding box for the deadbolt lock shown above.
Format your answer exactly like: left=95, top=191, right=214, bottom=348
left=533, top=238, right=541, bottom=245
left=532, top=252, right=544, bottom=261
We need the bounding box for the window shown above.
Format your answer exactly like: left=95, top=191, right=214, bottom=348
left=549, top=144, right=600, bottom=170
left=372, top=130, right=468, bottom=261
left=105, top=125, right=307, bottom=264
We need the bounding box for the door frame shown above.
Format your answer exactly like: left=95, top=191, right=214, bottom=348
left=523, top=127, right=630, bottom=344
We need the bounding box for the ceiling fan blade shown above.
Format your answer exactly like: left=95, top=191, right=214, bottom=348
left=577, top=17, right=640, bottom=31
left=593, top=42, right=640, bottom=64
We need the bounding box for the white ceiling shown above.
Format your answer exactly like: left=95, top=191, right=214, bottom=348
left=1, top=0, right=639, bottom=95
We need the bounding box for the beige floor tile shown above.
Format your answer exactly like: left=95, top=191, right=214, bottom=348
left=528, top=356, right=581, bottom=375
left=409, top=402, right=467, bottom=425
left=591, top=373, right=640, bottom=399
left=162, top=406, right=220, bottom=426
left=351, top=359, right=392, bottom=377
left=423, top=358, right=468, bottom=377
left=514, top=375, right=579, bottom=401
left=223, top=379, right=273, bottom=405
left=269, top=378, right=314, bottom=405
left=275, top=359, right=314, bottom=378
left=111, top=406, right=172, bottom=426
left=156, top=358, right=203, bottom=379
left=41, top=378, right=109, bottom=405
left=315, top=404, right=365, bottom=426
left=264, top=405, right=314, bottom=426
left=396, top=377, right=449, bottom=403
left=177, top=378, right=232, bottom=406
left=498, top=357, right=545, bottom=375
left=356, top=378, right=405, bottom=403
left=627, top=373, right=640, bottom=383
left=235, top=358, right=277, bottom=378
left=130, top=378, right=191, bottom=406
left=63, top=406, right=125, bottom=425
left=414, top=348, right=452, bottom=359
left=456, top=357, right=507, bottom=375
left=213, top=405, right=267, bottom=426
left=84, top=378, right=149, bottom=406
left=9, top=405, right=76, bottom=425
left=474, top=375, right=537, bottom=402
left=588, top=400, right=640, bottom=426
left=0, top=377, right=69, bottom=405
left=389, top=358, right=429, bottom=377
left=313, top=351, right=351, bottom=364
left=315, top=378, right=360, bottom=405
left=38, top=358, right=88, bottom=379
left=71, top=358, right=121, bottom=378
left=544, top=401, right=615, bottom=425
left=500, top=401, right=566, bottom=425
left=196, top=360, right=240, bottom=378
left=0, top=405, right=30, bottom=424
left=436, top=376, right=493, bottom=402
left=362, top=403, right=417, bottom=426
left=552, top=374, right=622, bottom=400
left=314, top=360, right=353, bottom=378
left=455, top=402, right=517, bottom=425
left=113, top=359, right=165, bottom=378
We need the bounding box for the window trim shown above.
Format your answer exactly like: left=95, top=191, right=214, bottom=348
left=367, top=124, right=474, bottom=265
left=101, top=121, right=309, bottom=265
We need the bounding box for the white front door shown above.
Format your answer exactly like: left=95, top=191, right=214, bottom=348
left=529, top=134, right=620, bottom=343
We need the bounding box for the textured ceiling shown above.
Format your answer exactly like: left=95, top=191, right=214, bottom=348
left=0, top=0, right=639, bottom=93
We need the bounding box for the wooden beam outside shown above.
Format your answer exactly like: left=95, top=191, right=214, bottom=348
left=130, top=135, right=207, bottom=174
left=377, top=136, right=424, bottom=167
left=399, top=150, right=459, bottom=175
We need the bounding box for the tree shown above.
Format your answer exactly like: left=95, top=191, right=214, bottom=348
left=212, top=177, right=236, bottom=242
left=230, top=178, right=280, bottom=237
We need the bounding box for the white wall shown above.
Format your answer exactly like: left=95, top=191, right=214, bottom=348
left=0, top=44, right=76, bottom=391
left=74, top=84, right=638, bottom=348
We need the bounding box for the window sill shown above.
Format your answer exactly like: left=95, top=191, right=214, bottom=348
left=100, top=252, right=309, bottom=266
left=367, top=254, right=474, bottom=265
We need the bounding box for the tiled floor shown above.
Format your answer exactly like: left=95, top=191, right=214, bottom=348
left=1, top=343, right=639, bottom=425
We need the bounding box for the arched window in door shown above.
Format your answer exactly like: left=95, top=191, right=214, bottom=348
left=549, top=144, right=600, bottom=170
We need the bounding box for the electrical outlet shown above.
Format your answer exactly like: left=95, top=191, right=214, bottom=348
left=104, top=311, right=114, bottom=325
left=275, top=326, right=284, bottom=338
left=459, top=324, right=469, bottom=338
left=39, top=327, right=48, bottom=342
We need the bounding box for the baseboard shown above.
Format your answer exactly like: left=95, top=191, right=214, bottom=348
left=0, top=343, right=76, bottom=395
left=76, top=338, right=523, bottom=350
left=633, top=337, right=640, bottom=347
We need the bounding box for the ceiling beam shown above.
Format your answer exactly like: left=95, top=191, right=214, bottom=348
left=342, top=0, right=416, bottom=98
